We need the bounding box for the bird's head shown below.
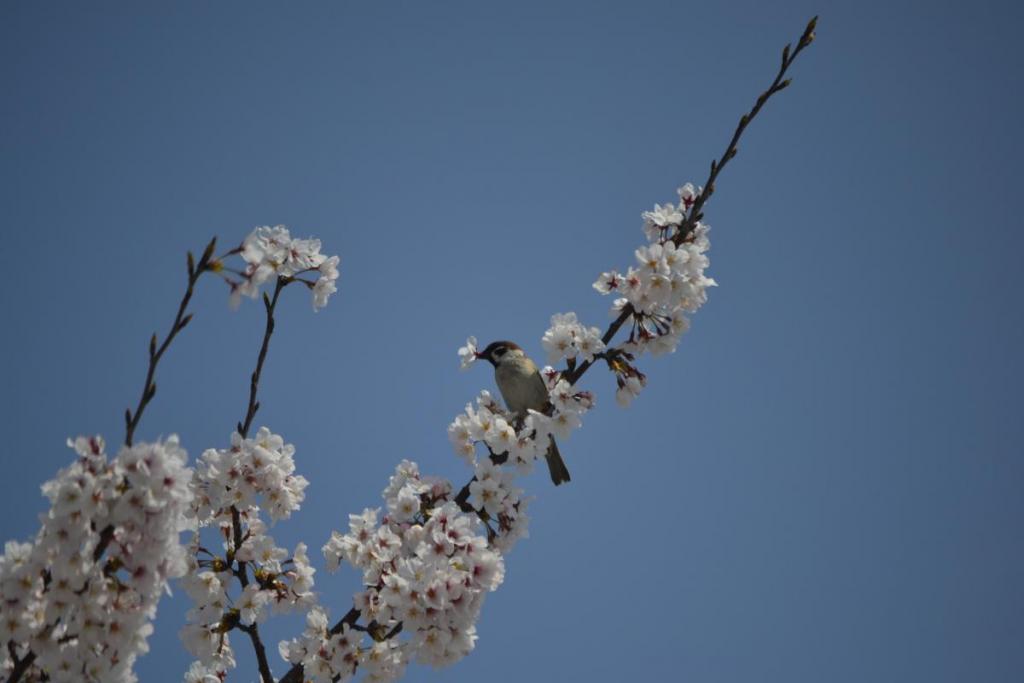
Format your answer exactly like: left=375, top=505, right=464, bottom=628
left=475, top=340, right=524, bottom=367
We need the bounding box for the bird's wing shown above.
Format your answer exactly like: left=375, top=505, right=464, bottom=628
left=527, top=366, right=551, bottom=413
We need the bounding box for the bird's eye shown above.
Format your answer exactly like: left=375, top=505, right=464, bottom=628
left=495, top=347, right=507, bottom=357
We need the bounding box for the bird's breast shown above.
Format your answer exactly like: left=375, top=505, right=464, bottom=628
left=495, top=360, right=548, bottom=415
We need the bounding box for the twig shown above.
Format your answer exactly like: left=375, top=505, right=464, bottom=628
left=125, top=237, right=218, bottom=446
left=239, top=277, right=286, bottom=439
left=674, top=15, right=817, bottom=246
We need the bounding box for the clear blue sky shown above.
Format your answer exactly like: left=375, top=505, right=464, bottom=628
left=2, top=1, right=1022, bottom=681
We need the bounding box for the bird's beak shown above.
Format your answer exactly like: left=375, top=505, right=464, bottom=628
left=474, top=352, right=485, bottom=360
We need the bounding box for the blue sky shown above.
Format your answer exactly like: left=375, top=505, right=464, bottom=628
left=2, top=1, right=1022, bottom=681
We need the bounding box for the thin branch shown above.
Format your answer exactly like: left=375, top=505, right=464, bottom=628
left=564, top=305, right=634, bottom=384
left=95, top=240, right=218, bottom=562
left=125, top=236, right=217, bottom=447
left=229, top=506, right=274, bottom=683
left=239, top=623, right=275, bottom=683
left=5, top=651, right=35, bottom=683
left=239, top=277, right=286, bottom=439
left=674, top=15, right=817, bottom=246
left=227, top=275, right=288, bottom=683
left=230, top=507, right=250, bottom=587
left=572, top=16, right=817, bottom=388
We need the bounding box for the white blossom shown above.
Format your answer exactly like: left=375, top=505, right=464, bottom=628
left=1, top=436, right=193, bottom=683
left=233, top=226, right=341, bottom=310
left=457, top=336, right=478, bottom=370
left=540, top=312, right=605, bottom=364
left=592, top=182, right=716, bottom=368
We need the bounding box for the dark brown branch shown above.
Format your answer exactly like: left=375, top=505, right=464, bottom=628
left=239, top=623, right=275, bottom=683
left=5, top=650, right=36, bottom=683
left=564, top=305, right=634, bottom=385
left=230, top=508, right=274, bottom=683
left=239, top=277, right=286, bottom=439
left=94, top=240, right=217, bottom=562
left=230, top=507, right=250, bottom=587
left=674, top=16, right=817, bottom=246
left=125, top=237, right=217, bottom=447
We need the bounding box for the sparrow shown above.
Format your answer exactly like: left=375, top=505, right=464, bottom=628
left=475, top=340, right=571, bottom=485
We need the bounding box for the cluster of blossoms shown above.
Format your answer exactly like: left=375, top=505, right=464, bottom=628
left=229, top=225, right=340, bottom=311
left=311, top=461, right=505, bottom=681
left=592, top=182, right=716, bottom=404
left=448, top=384, right=590, bottom=490
left=277, top=349, right=594, bottom=681
left=0, top=436, right=193, bottom=682
left=181, top=428, right=315, bottom=681
left=277, top=607, right=371, bottom=683
left=540, top=313, right=606, bottom=364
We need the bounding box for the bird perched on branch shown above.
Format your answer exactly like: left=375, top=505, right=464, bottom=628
left=475, top=340, right=571, bottom=485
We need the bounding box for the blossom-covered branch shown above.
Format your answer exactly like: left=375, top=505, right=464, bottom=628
left=452, top=15, right=818, bottom=510
left=277, top=16, right=816, bottom=683
left=564, top=15, right=818, bottom=389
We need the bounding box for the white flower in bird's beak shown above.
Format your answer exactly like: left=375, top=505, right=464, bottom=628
left=458, top=336, right=478, bottom=370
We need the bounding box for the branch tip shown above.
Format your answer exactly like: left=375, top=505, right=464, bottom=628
left=201, top=237, right=218, bottom=266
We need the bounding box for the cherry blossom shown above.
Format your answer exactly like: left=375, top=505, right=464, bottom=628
left=1, top=436, right=193, bottom=683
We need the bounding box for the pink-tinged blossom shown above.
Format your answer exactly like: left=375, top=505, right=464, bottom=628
left=592, top=182, right=716, bottom=372
left=233, top=226, right=341, bottom=311
left=315, top=461, right=510, bottom=678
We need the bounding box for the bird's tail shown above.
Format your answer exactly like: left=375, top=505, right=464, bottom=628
left=545, top=436, right=571, bottom=486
